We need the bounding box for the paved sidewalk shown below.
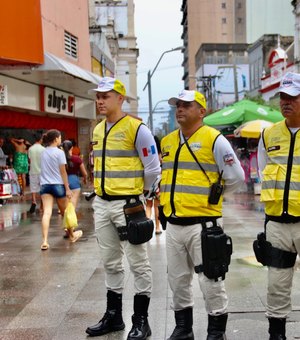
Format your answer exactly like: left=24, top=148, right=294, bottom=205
left=0, top=193, right=300, bottom=339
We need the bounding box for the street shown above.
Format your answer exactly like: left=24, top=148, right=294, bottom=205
left=0, top=192, right=300, bottom=340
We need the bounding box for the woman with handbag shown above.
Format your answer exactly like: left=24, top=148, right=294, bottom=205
left=39, top=130, right=82, bottom=250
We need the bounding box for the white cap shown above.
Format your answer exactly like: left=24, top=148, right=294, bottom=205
left=278, top=72, right=300, bottom=97
left=168, top=90, right=206, bottom=109
left=89, top=77, right=126, bottom=96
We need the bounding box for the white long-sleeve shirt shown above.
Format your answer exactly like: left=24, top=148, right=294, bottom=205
left=106, top=122, right=161, bottom=191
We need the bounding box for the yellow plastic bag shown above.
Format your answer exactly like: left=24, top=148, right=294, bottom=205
left=62, top=201, right=78, bottom=229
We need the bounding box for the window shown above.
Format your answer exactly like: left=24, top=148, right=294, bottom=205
left=222, top=2, right=226, bottom=8
left=237, top=17, right=242, bottom=24
left=237, top=2, right=242, bottom=9
left=64, top=31, right=78, bottom=59
left=222, top=18, right=227, bottom=24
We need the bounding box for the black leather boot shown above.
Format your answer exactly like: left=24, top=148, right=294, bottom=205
left=268, top=317, right=286, bottom=340
left=85, top=290, right=125, bottom=337
left=207, top=313, right=228, bottom=340
left=127, top=294, right=151, bottom=339
left=167, top=307, right=194, bottom=340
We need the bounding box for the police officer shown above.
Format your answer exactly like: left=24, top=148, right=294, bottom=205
left=258, top=72, right=300, bottom=340
left=160, top=90, right=244, bottom=340
left=85, top=77, right=161, bottom=339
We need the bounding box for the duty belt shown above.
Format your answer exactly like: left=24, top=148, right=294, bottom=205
left=166, top=215, right=221, bottom=226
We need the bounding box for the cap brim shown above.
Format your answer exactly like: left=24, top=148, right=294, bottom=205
left=168, top=97, right=179, bottom=106
left=168, top=97, right=194, bottom=106
left=88, top=88, right=111, bottom=95
left=278, top=88, right=300, bottom=97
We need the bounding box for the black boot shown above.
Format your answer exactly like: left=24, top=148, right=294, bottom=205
left=167, top=307, right=194, bottom=340
left=268, top=317, right=286, bottom=340
left=207, top=314, right=228, bottom=340
left=127, top=294, right=151, bottom=339
left=86, top=290, right=125, bottom=337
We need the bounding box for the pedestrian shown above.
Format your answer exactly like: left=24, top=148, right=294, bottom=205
left=257, top=72, right=300, bottom=340
left=28, top=132, right=45, bottom=214
left=88, top=141, right=94, bottom=184
left=85, top=77, right=161, bottom=339
left=160, top=90, right=245, bottom=340
left=145, top=135, right=162, bottom=235
left=70, top=139, right=81, bottom=156
left=39, top=129, right=82, bottom=251
left=0, top=137, right=8, bottom=168
left=10, top=137, right=29, bottom=196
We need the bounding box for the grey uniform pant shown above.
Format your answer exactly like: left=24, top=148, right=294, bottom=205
left=93, top=196, right=152, bottom=296
left=166, top=221, right=228, bottom=315
left=266, top=220, right=300, bottom=318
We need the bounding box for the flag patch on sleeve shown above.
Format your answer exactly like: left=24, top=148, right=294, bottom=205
left=142, top=145, right=156, bottom=157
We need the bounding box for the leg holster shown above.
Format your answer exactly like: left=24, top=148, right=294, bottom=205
left=253, top=232, right=297, bottom=268
left=195, top=223, right=232, bottom=281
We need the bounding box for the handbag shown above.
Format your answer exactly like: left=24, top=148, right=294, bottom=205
left=63, top=201, right=78, bottom=229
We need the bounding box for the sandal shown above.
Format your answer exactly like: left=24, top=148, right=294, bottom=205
left=41, top=243, right=49, bottom=251
left=70, top=230, right=83, bottom=243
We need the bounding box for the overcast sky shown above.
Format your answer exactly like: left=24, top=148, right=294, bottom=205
left=134, top=0, right=183, bottom=126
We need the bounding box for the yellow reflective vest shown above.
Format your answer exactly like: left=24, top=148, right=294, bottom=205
left=261, top=120, right=300, bottom=217
left=93, top=115, right=144, bottom=197
left=160, top=126, right=223, bottom=218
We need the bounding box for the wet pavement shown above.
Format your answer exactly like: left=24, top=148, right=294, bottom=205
left=0, top=191, right=300, bottom=340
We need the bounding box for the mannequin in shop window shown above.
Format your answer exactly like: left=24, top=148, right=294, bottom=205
left=10, top=137, right=31, bottom=196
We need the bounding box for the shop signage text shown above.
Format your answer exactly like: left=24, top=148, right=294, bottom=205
left=44, top=87, right=75, bottom=116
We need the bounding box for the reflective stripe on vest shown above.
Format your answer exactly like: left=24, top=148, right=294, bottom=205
left=160, top=126, right=222, bottom=218
left=261, top=120, right=300, bottom=216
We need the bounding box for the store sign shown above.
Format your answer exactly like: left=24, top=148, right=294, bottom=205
left=0, top=85, right=8, bottom=105
left=45, top=87, right=75, bottom=116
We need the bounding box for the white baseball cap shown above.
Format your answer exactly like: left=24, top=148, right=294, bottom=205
left=89, top=77, right=126, bottom=96
left=278, top=72, right=300, bottom=97
left=168, top=90, right=207, bottom=109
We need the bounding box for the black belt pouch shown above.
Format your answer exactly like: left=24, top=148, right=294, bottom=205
left=123, top=198, right=154, bottom=245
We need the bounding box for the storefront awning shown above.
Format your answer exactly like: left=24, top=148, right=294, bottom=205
left=0, top=52, right=137, bottom=101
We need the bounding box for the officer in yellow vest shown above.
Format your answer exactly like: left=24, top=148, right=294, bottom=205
left=258, top=72, right=300, bottom=340
left=160, top=90, right=244, bottom=340
left=85, top=77, right=161, bottom=339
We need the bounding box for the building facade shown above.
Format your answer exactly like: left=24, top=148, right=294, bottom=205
left=195, top=43, right=249, bottom=110
left=181, top=0, right=246, bottom=89
left=181, top=0, right=294, bottom=92
left=89, top=0, right=138, bottom=115
left=0, top=0, right=99, bottom=162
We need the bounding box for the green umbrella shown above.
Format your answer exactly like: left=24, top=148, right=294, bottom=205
left=203, top=99, right=284, bottom=127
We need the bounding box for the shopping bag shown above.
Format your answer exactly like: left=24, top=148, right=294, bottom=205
left=62, top=201, right=78, bottom=229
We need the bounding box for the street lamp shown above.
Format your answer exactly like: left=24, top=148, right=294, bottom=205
left=147, top=99, right=169, bottom=129
left=143, top=46, right=184, bottom=133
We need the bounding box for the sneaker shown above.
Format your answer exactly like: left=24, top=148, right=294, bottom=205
left=28, top=203, right=36, bottom=214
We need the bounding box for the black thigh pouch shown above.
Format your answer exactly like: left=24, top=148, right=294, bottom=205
left=253, top=232, right=297, bottom=268
left=123, top=198, right=154, bottom=245
left=197, top=225, right=233, bottom=281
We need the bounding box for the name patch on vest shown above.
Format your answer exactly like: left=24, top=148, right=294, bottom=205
left=267, top=145, right=280, bottom=152
left=189, top=142, right=201, bottom=152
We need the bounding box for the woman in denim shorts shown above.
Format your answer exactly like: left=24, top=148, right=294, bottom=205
left=39, top=130, right=82, bottom=250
